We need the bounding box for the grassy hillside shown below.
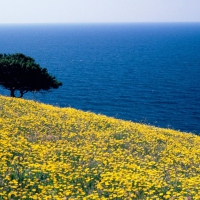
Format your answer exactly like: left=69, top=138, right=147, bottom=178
left=0, top=95, right=200, bottom=200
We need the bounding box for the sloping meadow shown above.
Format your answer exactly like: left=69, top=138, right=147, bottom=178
left=0, top=95, right=200, bottom=199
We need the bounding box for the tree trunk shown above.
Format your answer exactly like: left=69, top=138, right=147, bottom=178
left=10, top=89, right=24, bottom=98
left=10, top=89, right=16, bottom=97
left=19, top=91, right=24, bottom=98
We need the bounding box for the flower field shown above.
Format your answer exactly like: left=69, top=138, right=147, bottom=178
left=0, top=95, right=200, bottom=199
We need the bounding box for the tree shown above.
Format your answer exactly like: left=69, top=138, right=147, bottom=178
left=0, top=53, right=62, bottom=98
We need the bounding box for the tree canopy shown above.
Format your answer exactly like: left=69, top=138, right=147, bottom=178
left=0, top=53, right=62, bottom=98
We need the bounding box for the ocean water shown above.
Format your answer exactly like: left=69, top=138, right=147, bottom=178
left=0, top=23, right=200, bottom=134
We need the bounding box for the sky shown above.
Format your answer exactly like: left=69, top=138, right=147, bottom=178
left=0, top=0, right=200, bottom=24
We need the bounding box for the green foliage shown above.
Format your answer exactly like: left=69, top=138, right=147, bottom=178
left=0, top=53, right=62, bottom=97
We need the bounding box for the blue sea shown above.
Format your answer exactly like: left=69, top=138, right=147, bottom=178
left=0, top=23, right=200, bottom=134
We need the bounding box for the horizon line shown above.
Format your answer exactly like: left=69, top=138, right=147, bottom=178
left=0, top=21, right=200, bottom=25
